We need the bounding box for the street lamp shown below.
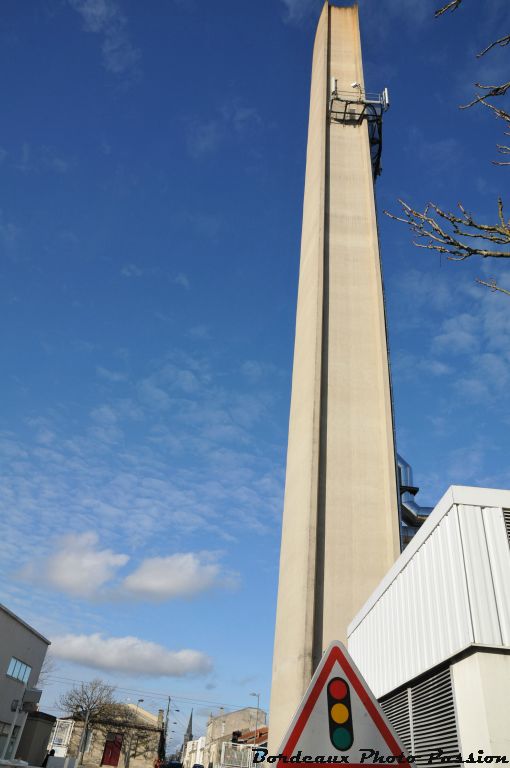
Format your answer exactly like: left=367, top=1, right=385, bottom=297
left=249, top=693, right=260, bottom=745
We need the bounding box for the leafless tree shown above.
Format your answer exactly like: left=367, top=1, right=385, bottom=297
left=58, top=678, right=117, bottom=723
left=58, top=679, right=117, bottom=766
left=36, top=655, right=58, bottom=687
left=58, top=681, right=163, bottom=767
left=385, top=0, right=510, bottom=292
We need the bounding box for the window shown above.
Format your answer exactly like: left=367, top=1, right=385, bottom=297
left=6, top=657, right=31, bottom=684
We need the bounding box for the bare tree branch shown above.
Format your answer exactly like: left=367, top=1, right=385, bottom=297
left=475, top=278, right=510, bottom=296
left=384, top=199, right=510, bottom=261
left=477, top=34, right=510, bottom=57
left=36, top=656, right=58, bottom=687
left=389, top=0, right=510, bottom=277
left=435, top=0, right=463, bottom=17
left=58, top=679, right=117, bottom=722
left=479, top=99, right=510, bottom=126
left=462, top=81, right=510, bottom=108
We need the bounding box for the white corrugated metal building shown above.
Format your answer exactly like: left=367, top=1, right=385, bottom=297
left=347, top=486, right=510, bottom=759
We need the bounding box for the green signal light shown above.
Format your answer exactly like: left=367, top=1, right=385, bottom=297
left=332, top=727, right=352, bottom=750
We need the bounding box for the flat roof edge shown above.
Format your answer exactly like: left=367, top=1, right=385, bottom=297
left=0, top=603, right=51, bottom=645
left=347, top=484, right=510, bottom=636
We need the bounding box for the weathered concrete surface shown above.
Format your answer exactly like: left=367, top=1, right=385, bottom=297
left=268, top=3, right=400, bottom=752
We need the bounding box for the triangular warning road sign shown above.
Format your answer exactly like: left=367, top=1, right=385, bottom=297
left=275, top=641, right=409, bottom=768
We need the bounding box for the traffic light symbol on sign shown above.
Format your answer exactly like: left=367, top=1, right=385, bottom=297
left=327, top=677, right=354, bottom=751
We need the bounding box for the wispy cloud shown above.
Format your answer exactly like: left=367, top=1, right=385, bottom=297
left=15, top=143, right=73, bottom=175
left=186, top=105, right=261, bottom=158
left=21, top=532, right=129, bottom=598
left=280, top=0, right=318, bottom=23
left=280, top=0, right=430, bottom=26
left=21, top=531, right=237, bottom=602
left=97, top=366, right=128, bottom=383
left=0, top=338, right=285, bottom=673
left=187, top=120, right=223, bottom=159
left=51, top=633, right=212, bottom=677
left=123, top=552, right=238, bottom=600
left=174, top=272, right=190, bottom=290
left=187, top=324, right=210, bottom=340
left=433, top=312, right=480, bottom=354
left=69, top=0, right=141, bottom=79
left=0, top=348, right=283, bottom=615
left=121, top=263, right=142, bottom=277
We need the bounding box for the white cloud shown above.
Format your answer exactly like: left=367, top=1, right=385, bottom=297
left=280, top=0, right=317, bottom=23
left=97, top=366, right=128, bottom=383
left=69, top=0, right=141, bottom=78
left=186, top=104, right=261, bottom=158
left=187, top=120, right=223, bottom=158
left=423, top=359, right=453, bottom=376
left=137, top=378, right=171, bottom=409
left=121, top=263, right=142, bottom=277
left=90, top=404, right=118, bottom=424
left=390, top=269, right=454, bottom=314
left=51, top=633, right=212, bottom=677
left=22, top=532, right=129, bottom=598
left=174, top=272, right=190, bottom=289
left=434, top=313, right=480, bottom=354
left=187, top=324, right=210, bottom=340
left=123, top=552, right=237, bottom=600
left=3, top=348, right=283, bottom=601
left=281, top=0, right=430, bottom=26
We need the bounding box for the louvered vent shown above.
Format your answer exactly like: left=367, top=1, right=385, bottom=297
left=380, top=667, right=460, bottom=764
left=503, top=509, right=510, bottom=545
left=380, top=689, right=412, bottom=753
left=411, top=668, right=460, bottom=767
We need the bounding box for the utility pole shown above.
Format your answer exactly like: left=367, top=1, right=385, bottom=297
left=76, top=708, right=91, bottom=767
left=164, top=697, right=170, bottom=756
left=164, top=696, right=179, bottom=759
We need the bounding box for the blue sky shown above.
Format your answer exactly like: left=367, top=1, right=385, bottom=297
left=1, top=0, right=509, bottom=746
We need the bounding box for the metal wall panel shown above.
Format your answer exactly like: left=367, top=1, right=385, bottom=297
left=458, top=504, right=501, bottom=645
left=483, top=507, right=510, bottom=646
left=347, top=487, right=510, bottom=698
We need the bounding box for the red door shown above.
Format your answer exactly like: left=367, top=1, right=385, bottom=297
left=101, top=733, right=123, bottom=766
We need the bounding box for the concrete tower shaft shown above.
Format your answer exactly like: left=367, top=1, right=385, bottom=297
left=268, top=3, right=400, bottom=751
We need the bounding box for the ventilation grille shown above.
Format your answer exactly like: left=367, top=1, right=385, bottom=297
left=503, top=509, right=510, bottom=545
left=412, top=669, right=459, bottom=767
left=380, top=688, right=412, bottom=753
left=380, top=667, right=459, bottom=764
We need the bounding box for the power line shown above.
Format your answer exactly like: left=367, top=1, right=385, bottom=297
left=44, top=675, right=251, bottom=711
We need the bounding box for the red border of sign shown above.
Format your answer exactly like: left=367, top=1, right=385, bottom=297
left=276, top=644, right=410, bottom=768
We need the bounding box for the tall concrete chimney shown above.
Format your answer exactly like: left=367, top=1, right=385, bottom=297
left=268, top=2, right=400, bottom=751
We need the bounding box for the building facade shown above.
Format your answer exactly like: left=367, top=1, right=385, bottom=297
left=201, top=708, right=266, bottom=768
left=0, top=603, right=50, bottom=759
left=348, top=485, right=510, bottom=758
left=16, top=711, right=57, bottom=766
left=51, top=704, right=164, bottom=768
left=182, top=735, right=205, bottom=768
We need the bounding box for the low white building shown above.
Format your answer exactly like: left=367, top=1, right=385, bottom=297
left=347, top=486, right=510, bottom=759
left=182, top=735, right=206, bottom=768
